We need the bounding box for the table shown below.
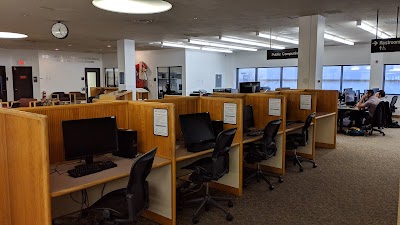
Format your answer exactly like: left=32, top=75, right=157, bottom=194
left=315, top=112, right=337, bottom=149
left=338, top=106, right=359, bottom=132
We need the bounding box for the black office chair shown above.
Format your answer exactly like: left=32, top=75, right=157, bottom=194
left=366, top=101, right=386, bottom=136
left=286, top=113, right=317, bottom=172
left=88, top=148, right=157, bottom=225
left=390, top=96, right=398, bottom=113
left=182, top=128, right=237, bottom=224
left=243, top=120, right=283, bottom=190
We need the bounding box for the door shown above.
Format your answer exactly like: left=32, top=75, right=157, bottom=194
left=0, top=66, right=6, bottom=101
left=85, top=68, right=100, bottom=97
left=12, top=66, right=33, bottom=100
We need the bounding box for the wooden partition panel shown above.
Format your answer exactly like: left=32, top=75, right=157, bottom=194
left=20, top=102, right=129, bottom=164
left=211, top=93, right=248, bottom=103
left=146, top=97, right=198, bottom=139
left=0, top=114, right=10, bottom=225
left=245, top=94, right=286, bottom=129
left=281, top=91, right=317, bottom=121
left=0, top=109, right=51, bottom=225
left=305, top=89, right=338, bottom=113
left=198, top=97, right=243, bottom=143
left=128, top=101, right=176, bottom=159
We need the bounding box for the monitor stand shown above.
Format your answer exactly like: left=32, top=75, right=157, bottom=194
left=74, top=155, right=95, bottom=169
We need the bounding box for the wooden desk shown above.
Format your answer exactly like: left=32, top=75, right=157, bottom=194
left=338, top=106, right=360, bottom=132
left=315, top=112, right=337, bottom=149
left=50, top=155, right=173, bottom=224
left=175, top=142, right=241, bottom=196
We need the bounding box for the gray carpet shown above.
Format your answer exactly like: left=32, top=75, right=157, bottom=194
left=58, top=127, right=400, bottom=225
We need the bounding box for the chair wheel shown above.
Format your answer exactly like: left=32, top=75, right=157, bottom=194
left=205, top=204, right=209, bottom=212
left=299, top=167, right=304, bottom=172
left=313, top=163, right=317, bottom=168
left=226, top=213, right=233, bottom=221
left=228, top=201, right=233, bottom=208
left=192, top=217, right=199, bottom=224
left=269, top=185, right=275, bottom=190
left=278, top=177, right=283, bottom=183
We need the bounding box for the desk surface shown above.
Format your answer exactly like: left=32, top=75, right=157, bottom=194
left=175, top=142, right=240, bottom=162
left=315, top=112, right=336, bottom=119
left=50, top=155, right=171, bottom=197
left=242, top=130, right=284, bottom=144
left=338, top=106, right=359, bottom=111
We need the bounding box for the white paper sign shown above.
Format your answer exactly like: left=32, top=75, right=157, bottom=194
left=223, top=103, right=237, bottom=125
left=153, top=109, right=168, bottom=137
left=300, top=95, right=312, bottom=110
left=269, top=98, right=282, bottom=116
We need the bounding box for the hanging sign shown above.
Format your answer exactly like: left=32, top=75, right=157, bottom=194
left=371, top=38, right=400, bottom=53
left=267, top=48, right=298, bottom=60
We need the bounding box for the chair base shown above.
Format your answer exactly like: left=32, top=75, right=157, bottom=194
left=184, top=183, right=233, bottom=224
left=287, top=154, right=317, bottom=172
left=368, top=127, right=385, bottom=136
left=243, top=164, right=283, bottom=190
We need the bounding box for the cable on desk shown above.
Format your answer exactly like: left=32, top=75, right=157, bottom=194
left=101, top=183, right=107, bottom=198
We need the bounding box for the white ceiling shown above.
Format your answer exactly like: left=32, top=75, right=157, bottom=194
left=0, top=0, right=399, bottom=53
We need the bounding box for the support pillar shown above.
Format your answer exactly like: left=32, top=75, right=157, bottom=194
left=298, top=15, right=325, bottom=89
left=117, top=39, right=136, bottom=100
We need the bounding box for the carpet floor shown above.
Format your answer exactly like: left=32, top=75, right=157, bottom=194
left=57, top=127, right=400, bottom=225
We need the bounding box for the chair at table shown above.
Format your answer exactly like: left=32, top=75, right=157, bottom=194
left=181, top=128, right=237, bottom=224
left=69, top=92, right=87, bottom=104
left=366, top=101, right=386, bottom=136
left=390, top=96, right=398, bottom=113
left=51, top=92, right=71, bottom=104
left=88, top=148, right=157, bottom=224
left=243, top=119, right=283, bottom=190
left=286, top=113, right=317, bottom=172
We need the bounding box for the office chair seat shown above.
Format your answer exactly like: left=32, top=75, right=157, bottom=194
left=89, top=188, right=130, bottom=219
left=183, top=157, right=214, bottom=183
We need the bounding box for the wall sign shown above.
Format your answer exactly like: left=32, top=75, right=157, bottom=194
left=269, top=98, right=282, bottom=116
left=153, top=109, right=168, bottom=137
left=267, top=48, right=298, bottom=60
left=223, top=103, right=237, bottom=125
left=371, top=38, right=400, bottom=53
left=300, top=95, right=312, bottom=110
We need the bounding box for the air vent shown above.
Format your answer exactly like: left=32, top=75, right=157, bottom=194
left=133, top=19, right=153, bottom=24
left=40, top=6, right=56, bottom=11
left=287, top=16, right=299, bottom=20
left=324, top=10, right=343, bottom=15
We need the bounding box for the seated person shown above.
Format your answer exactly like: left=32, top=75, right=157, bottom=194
left=376, top=90, right=387, bottom=101
left=350, top=90, right=380, bottom=127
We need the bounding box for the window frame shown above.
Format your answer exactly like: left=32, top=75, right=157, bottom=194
left=237, top=66, right=298, bottom=90
left=322, top=64, right=370, bottom=92
left=383, top=64, right=400, bottom=95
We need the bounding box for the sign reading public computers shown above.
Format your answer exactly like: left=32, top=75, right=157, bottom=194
left=371, top=38, right=400, bottom=53
left=267, top=48, right=298, bottom=60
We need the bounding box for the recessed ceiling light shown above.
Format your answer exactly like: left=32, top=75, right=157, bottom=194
left=92, top=0, right=172, bottom=14
left=0, top=32, right=28, bottom=39
left=68, top=44, right=72, bottom=47
left=356, top=20, right=391, bottom=39
left=193, top=17, right=198, bottom=20
left=220, top=36, right=285, bottom=49
left=324, top=33, right=354, bottom=45
left=55, top=48, right=59, bottom=51
left=162, top=42, right=201, bottom=50
left=201, top=47, right=233, bottom=53
left=107, top=45, right=111, bottom=48
left=257, top=32, right=299, bottom=45
left=189, top=39, right=257, bottom=51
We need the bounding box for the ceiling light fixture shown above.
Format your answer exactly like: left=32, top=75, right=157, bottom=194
left=356, top=20, right=391, bottom=39
left=107, top=45, right=111, bottom=48
left=0, top=32, right=28, bottom=39
left=324, top=33, right=354, bottom=45
left=256, top=32, right=299, bottom=45
left=220, top=36, right=285, bottom=49
left=201, top=47, right=233, bottom=53
left=55, top=49, right=59, bottom=51
left=92, top=0, right=172, bottom=14
left=162, top=42, right=201, bottom=50
left=189, top=39, right=257, bottom=51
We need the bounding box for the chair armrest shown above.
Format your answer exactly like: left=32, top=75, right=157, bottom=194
left=29, top=100, right=39, bottom=107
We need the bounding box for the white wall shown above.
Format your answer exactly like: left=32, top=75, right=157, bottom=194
left=136, top=49, right=185, bottom=99
left=0, top=48, right=40, bottom=101
left=102, top=53, right=118, bottom=69
left=39, top=50, right=103, bottom=95
left=185, top=50, right=233, bottom=94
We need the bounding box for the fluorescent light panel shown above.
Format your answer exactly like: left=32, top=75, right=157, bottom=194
left=324, top=33, right=354, bottom=45
left=92, top=0, right=172, bottom=14
left=189, top=39, right=257, bottom=51
left=356, top=20, right=391, bottom=39
left=0, top=32, right=28, bottom=39
left=257, top=32, right=299, bottom=45
left=220, top=36, right=285, bottom=49
left=201, top=47, right=233, bottom=53
left=162, top=42, right=200, bottom=50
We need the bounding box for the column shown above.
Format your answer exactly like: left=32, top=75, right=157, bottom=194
left=298, top=15, right=325, bottom=89
left=117, top=39, right=136, bottom=100
left=370, top=53, right=384, bottom=89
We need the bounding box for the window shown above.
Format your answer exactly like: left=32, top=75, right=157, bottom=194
left=384, top=65, right=400, bottom=94
left=237, top=68, right=256, bottom=83
left=322, top=65, right=370, bottom=92
left=237, top=67, right=298, bottom=91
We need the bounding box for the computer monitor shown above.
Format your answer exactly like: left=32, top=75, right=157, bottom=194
left=355, top=90, right=360, bottom=101
left=213, top=88, right=225, bottom=93
left=243, top=105, right=255, bottom=132
left=344, top=90, right=356, bottom=106
left=62, top=116, right=118, bottom=164
left=239, top=82, right=260, bottom=93
left=372, top=88, right=379, bottom=94
left=343, top=88, right=353, bottom=93
left=179, top=112, right=216, bottom=147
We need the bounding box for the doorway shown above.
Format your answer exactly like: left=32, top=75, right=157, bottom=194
left=0, top=66, right=7, bottom=102
left=85, top=68, right=100, bottom=97
left=12, top=66, right=33, bottom=101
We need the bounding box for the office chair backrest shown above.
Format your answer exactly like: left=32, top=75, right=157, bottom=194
left=212, top=128, right=237, bottom=179
left=383, top=101, right=392, bottom=125
left=126, top=148, right=157, bottom=219
left=390, top=96, right=398, bottom=111
left=302, top=112, right=316, bottom=143
left=262, top=119, right=281, bottom=156
left=371, top=101, right=385, bottom=128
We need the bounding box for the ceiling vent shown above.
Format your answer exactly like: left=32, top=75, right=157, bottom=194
left=324, top=10, right=343, bottom=15
left=133, top=19, right=153, bottom=24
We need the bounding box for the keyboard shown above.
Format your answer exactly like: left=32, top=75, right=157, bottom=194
left=67, top=161, right=117, bottom=178
left=246, top=129, right=264, bottom=136
left=187, top=142, right=216, bottom=153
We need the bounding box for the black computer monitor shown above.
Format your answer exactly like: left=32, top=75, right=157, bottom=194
left=372, top=88, right=379, bottom=94
left=243, top=105, right=255, bottom=132
left=179, top=112, right=215, bottom=147
left=62, top=116, right=119, bottom=164
left=343, top=88, right=353, bottom=93
left=345, top=90, right=356, bottom=106
left=239, top=82, right=260, bottom=93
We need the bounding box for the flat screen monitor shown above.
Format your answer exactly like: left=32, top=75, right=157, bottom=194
left=345, top=91, right=356, bottom=105
left=343, top=88, right=353, bottom=93
left=372, top=88, right=379, bottom=94
left=355, top=90, right=360, bottom=101
left=243, top=105, right=255, bottom=132
left=179, top=112, right=215, bottom=147
left=239, top=82, right=260, bottom=93
left=62, top=116, right=118, bottom=164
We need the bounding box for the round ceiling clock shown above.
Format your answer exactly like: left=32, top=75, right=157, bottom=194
left=51, top=22, right=69, bottom=39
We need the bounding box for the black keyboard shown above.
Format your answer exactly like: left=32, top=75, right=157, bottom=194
left=187, top=142, right=216, bottom=153
left=67, top=161, right=117, bottom=178
left=246, top=130, right=264, bottom=136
